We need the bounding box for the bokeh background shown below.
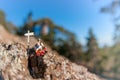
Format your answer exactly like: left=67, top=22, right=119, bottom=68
left=0, top=0, right=120, bottom=79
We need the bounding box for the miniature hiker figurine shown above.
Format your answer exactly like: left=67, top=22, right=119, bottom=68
left=25, top=31, right=47, bottom=78
left=34, top=39, right=47, bottom=56
left=34, top=39, right=47, bottom=78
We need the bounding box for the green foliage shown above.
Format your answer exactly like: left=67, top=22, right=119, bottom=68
left=84, top=28, right=105, bottom=74
left=98, top=43, right=120, bottom=79
left=0, top=10, right=18, bottom=33
left=57, top=37, right=83, bottom=62
left=6, top=22, right=18, bottom=34
left=86, top=28, right=99, bottom=60
left=114, top=25, right=120, bottom=44
left=17, top=13, right=83, bottom=63
left=100, top=1, right=120, bottom=79
left=0, top=10, right=6, bottom=27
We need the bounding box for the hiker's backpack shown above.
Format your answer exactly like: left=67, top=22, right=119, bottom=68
left=35, top=47, right=47, bottom=56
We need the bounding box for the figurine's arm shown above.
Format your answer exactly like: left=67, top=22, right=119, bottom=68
left=41, top=42, right=44, bottom=47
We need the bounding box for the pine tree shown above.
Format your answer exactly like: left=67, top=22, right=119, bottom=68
left=86, top=28, right=99, bottom=61
left=85, top=28, right=102, bottom=73
left=114, top=25, right=120, bottom=44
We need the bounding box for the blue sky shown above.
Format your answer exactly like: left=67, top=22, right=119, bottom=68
left=0, top=0, right=114, bottom=47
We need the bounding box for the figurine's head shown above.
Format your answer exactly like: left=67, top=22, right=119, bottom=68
left=37, top=38, right=42, bottom=42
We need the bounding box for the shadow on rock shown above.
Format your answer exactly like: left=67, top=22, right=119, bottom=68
left=27, top=48, right=47, bottom=79
left=0, top=70, right=3, bottom=80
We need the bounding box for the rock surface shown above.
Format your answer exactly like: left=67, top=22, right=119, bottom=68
left=0, top=42, right=101, bottom=80
left=0, top=24, right=101, bottom=80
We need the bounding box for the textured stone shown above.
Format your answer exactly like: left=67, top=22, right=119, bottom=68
left=0, top=42, right=102, bottom=80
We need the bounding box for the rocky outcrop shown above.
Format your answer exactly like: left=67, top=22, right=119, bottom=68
left=0, top=42, right=101, bottom=80
left=0, top=24, right=101, bottom=80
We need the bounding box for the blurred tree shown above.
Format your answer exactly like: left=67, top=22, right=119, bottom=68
left=0, top=10, right=6, bottom=26
left=0, top=10, right=17, bottom=33
left=85, top=28, right=102, bottom=74
left=0, top=10, right=10, bottom=32
left=18, top=12, right=83, bottom=63
left=100, top=0, right=120, bottom=44
left=57, top=35, right=84, bottom=63
left=100, top=0, right=120, bottom=79
left=114, top=24, right=120, bottom=44
left=86, top=28, right=99, bottom=60
left=6, top=22, right=18, bottom=34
